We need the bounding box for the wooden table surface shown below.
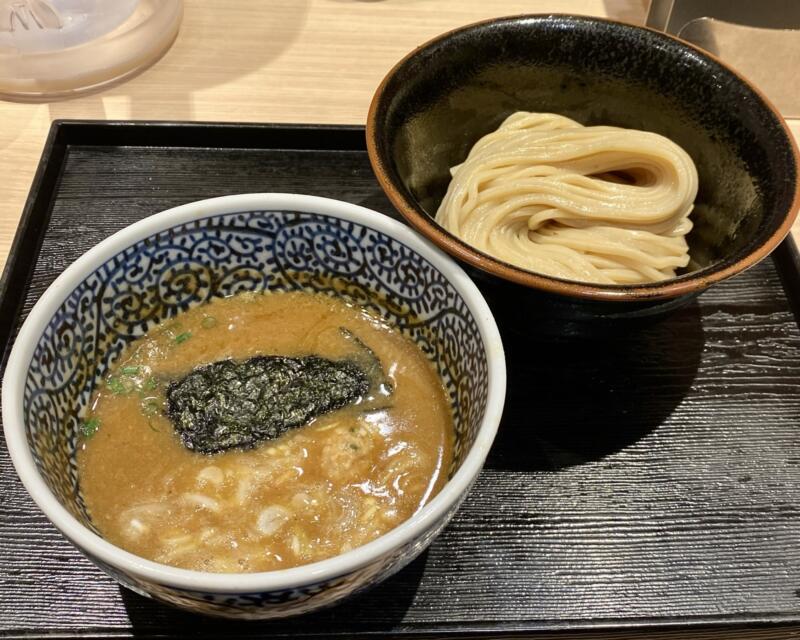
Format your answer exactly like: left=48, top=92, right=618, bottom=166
left=0, top=0, right=797, bottom=276
left=0, top=0, right=645, bottom=274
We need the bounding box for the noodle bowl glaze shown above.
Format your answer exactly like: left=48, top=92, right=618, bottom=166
left=367, top=15, right=800, bottom=316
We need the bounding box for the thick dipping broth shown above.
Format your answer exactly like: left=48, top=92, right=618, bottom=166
left=77, top=291, right=454, bottom=573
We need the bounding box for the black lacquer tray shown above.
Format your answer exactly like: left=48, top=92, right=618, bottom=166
left=2, top=121, right=800, bottom=639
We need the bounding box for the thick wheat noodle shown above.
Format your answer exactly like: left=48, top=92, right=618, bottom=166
left=435, top=112, right=699, bottom=284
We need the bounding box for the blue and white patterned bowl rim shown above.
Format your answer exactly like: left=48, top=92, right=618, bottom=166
left=2, top=193, right=506, bottom=593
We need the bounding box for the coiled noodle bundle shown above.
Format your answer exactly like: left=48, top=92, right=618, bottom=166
left=435, top=112, right=699, bottom=284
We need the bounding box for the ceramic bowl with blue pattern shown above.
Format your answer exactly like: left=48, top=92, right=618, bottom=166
left=2, top=193, right=506, bottom=619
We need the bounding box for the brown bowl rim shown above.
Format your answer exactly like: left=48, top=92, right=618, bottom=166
left=365, top=13, right=800, bottom=302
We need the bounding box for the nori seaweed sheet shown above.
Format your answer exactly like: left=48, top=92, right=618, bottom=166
left=166, top=355, right=369, bottom=454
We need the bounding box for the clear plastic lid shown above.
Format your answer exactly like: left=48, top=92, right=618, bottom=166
left=0, top=0, right=183, bottom=101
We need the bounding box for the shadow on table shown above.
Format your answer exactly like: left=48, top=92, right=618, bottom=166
left=483, top=296, right=705, bottom=472
left=121, top=549, right=429, bottom=637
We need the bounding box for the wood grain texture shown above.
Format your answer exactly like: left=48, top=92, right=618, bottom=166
left=2, top=127, right=800, bottom=638
left=0, top=0, right=650, bottom=276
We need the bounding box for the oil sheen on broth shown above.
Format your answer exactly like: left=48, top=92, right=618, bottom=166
left=77, top=291, right=454, bottom=573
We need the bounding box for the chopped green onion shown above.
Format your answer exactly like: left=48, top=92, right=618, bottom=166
left=175, top=331, right=192, bottom=344
left=143, top=377, right=158, bottom=391
left=121, top=365, right=140, bottom=376
left=106, top=377, right=126, bottom=394
left=81, top=417, right=100, bottom=438
left=201, top=316, right=217, bottom=329
left=141, top=399, right=161, bottom=417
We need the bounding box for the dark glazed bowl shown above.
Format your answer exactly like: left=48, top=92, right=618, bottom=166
left=366, top=14, right=800, bottom=321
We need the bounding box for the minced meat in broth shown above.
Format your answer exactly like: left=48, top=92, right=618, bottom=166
left=77, top=291, right=454, bottom=573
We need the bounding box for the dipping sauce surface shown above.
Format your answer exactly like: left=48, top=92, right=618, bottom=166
left=77, top=291, right=454, bottom=573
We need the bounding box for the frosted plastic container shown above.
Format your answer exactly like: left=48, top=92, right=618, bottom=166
left=0, top=0, right=183, bottom=101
